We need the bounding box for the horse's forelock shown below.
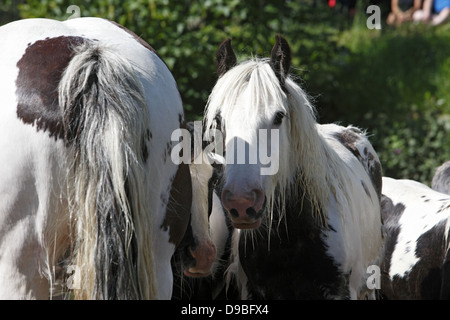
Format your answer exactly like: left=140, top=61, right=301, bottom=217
left=205, top=59, right=287, bottom=138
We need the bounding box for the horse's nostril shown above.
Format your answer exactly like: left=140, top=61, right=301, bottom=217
left=229, top=208, right=239, bottom=218
left=246, top=206, right=257, bottom=217
left=222, top=186, right=266, bottom=221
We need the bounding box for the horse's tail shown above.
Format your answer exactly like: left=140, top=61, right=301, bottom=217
left=59, top=41, right=155, bottom=299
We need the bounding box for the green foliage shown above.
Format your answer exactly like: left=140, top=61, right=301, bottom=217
left=323, top=22, right=450, bottom=184
left=369, top=104, right=450, bottom=183
left=2, top=1, right=449, bottom=185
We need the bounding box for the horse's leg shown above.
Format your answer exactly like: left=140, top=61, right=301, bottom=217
left=0, top=188, right=49, bottom=298
left=0, top=162, right=52, bottom=298
left=0, top=128, right=69, bottom=299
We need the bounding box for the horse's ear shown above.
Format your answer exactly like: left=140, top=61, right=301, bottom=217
left=270, top=34, right=291, bottom=87
left=216, top=38, right=237, bottom=77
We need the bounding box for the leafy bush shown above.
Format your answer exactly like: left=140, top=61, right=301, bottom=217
left=369, top=105, right=450, bottom=183
left=322, top=21, right=450, bottom=184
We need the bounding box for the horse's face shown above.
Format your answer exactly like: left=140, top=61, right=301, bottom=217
left=219, top=89, right=288, bottom=229
left=206, top=36, right=291, bottom=229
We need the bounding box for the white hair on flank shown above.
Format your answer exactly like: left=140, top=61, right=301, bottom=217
left=58, top=41, right=155, bottom=299
left=204, top=58, right=353, bottom=228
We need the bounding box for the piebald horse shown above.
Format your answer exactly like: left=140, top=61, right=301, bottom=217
left=204, top=36, right=385, bottom=299
left=0, top=17, right=214, bottom=299
left=380, top=177, right=450, bottom=299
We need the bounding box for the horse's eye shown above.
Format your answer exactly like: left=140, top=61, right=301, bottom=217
left=273, top=111, right=286, bottom=126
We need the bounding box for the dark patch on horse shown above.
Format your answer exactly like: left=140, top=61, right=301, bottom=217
left=206, top=113, right=226, bottom=153
left=380, top=196, right=405, bottom=228
left=239, top=185, right=349, bottom=299
left=16, top=36, right=86, bottom=140
left=334, top=129, right=362, bottom=161
left=162, top=162, right=192, bottom=248
left=186, top=121, right=200, bottom=162
left=380, top=195, right=406, bottom=299
left=361, top=180, right=371, bottom=200
left=437, top=203, right=450, bottom=214
left=368, top=153, right=383, bottom=201
left=334, top=129, right=382, bottom=201
left=164, top=141, right=173, bottom=164
left=414, top=219, right=448, bottom=299
left=141, top=139, right=149, bottom=163
left=141, top=129, right=151, bottom=163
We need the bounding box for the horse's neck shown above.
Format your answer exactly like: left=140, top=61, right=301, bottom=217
left=271, top=179, right=323, bottom=236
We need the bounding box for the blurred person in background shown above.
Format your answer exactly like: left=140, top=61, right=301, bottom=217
left=387, top=0, right=422, bottom=25
left=413, top=0, right=450, bottom=25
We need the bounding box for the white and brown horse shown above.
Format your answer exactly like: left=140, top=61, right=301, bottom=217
left=0, top=17, right=214, bottom=299
left=203, top=36, right=385, bottom=299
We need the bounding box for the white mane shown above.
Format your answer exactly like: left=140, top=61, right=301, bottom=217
left=204, top=58, right=352, bottom=227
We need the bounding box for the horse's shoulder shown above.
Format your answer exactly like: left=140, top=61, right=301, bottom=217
left=320, top=124, right=383, bottom=200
